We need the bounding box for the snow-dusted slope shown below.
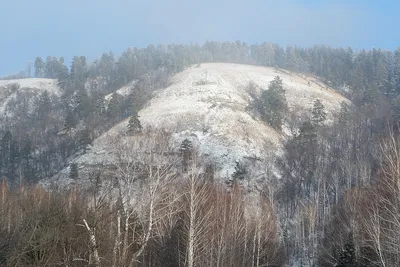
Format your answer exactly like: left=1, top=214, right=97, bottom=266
left=52, top=63, right=348, bottom=185
left=0, top=78, right=61, bottom=115
left=0, top=78, right=60, bottom=94
left=104, top=80, right=137, bottom=101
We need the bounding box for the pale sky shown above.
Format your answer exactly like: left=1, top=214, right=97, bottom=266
left=1, top=0, right=399, bottom=76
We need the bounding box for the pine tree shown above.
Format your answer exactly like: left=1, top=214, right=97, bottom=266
left=311, top=99, right=327, bottom=126
left=298, top=121, right=317, bottom=145
left=20, top=138, right=36, bottom=183
left=107, top=93, right=121, bottom=120
left=337, top=234, right=358, bottom=267
left=338, top=101, right=350, bottom=125
left=34, top=57, right=44, bottom=77
left=260, top=76, right=288, bottom=131
left=127, top=106, right=142, bottom=134
left=35, top=91, right=52, bottom=127
left=0, top=131, right=12, bottom=179
left=231, top=161, right=247, bottom=182
left=180, top=138, right=193, bottom=172
left=393, top=48, right=400, bottom=96
left=63, top=110, right=77, bottom=132
left=74, top=88, right=91, bottom=120
left=57, top=64, right=70, bottom=90
left=69, top=163, right=79, bottom=180
left=78, top=128, right=92, bottom=153
left=70, top=56, right=87, bottom=89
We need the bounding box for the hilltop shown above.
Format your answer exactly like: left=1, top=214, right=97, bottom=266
left=50, top=63, right=347, bottom=186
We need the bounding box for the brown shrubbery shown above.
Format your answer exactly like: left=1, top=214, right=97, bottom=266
left=0, top=171, right=284, bottom=267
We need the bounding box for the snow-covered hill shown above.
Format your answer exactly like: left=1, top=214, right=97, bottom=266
left=0, top=78, right=60, bottom=94
left=0, top=78, right=61, bottom=116
left=50, top=63, right=348, bottom=187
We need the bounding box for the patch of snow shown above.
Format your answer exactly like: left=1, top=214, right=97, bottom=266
left=0, top=78, right=61, bottom=116
left=104, top=80, right=137, bottom=101
left=0, top=78, right=61, bottom=95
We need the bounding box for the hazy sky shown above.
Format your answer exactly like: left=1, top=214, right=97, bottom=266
left=1, top=0, right=399, bottom=76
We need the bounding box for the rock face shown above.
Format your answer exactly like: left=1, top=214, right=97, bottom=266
left=50, top=63, right=348, bottom=186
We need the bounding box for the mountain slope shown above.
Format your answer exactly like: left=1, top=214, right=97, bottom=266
left=0, top=78, right=60, bottom=115
left=51, top=63, right=348, bottom=186
left=0, top=78, right=60, bottom=95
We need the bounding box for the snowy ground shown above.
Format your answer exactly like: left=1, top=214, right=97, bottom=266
left=0, top=78, right=61, bottom=95
left=104, top=80, right=137, bottom=101
left=0, top=78, right=61, bottom=115
left=51, top=63, right=348, bottom=185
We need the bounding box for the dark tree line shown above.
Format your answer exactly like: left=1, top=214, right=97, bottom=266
left=29, top=42, right=400, bottom=99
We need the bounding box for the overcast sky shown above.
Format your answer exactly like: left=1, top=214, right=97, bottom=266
left=1, top=0, right=399, bottom=76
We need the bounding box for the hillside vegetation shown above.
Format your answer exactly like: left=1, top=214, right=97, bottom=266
left=0, top=41, right=400, bottom=266
left=52, top=63, right=347, bottom=187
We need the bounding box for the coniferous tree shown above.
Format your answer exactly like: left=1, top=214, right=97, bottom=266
left=70, top=56, right=87, bottom=89
left=57, top=63, right=70, bottom=90
left=338, top=101, right=350, bottom=125
left=311, top=99, right=327, bottom=126
left=63, top=110, right=77, bottom=133
left=127, top=104, right=142, bottom=134
left=392, top=48, right=400, bottom=96
left=74, top=87, right=91, bottom=121
left=260, top=76, right=288, bottom=131
left=180, top=138, right=193, bottom=172
left=127, top=114, right=142, bottom=134
left=107, top=93, right=122, bottom=120
left=337, top=234, right=358, bottom=267
left=34, top=91, right=52, bottom=131
left=34, top=57, right=44, bottom=77
left=69, top=163, right=79, bottom=180
left=0, top=131, right=12, bottom=179
left=231, top=161, right=247, bottom=183
left=78, top=128, right=92, bottom=153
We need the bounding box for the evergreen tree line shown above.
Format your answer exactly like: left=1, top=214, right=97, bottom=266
left=0, top=68, right=168, bottom=185
left=237, top=75, right=399, bottom=266
left=273, top=92, right=399, bottom=266
left=29, top=42, right=400, bottom=101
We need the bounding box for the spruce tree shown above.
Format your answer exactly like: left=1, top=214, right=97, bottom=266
left=311, top=99, right=327, bottom=126
left=69, top=163, right=79, bottom=180
left=393, top=48, right=400, bottom=96
left=35, top=91, right=52, bottom=129
left=338, top=101, right=350, bottom=125
left=107, top=93, right=121, bottom=120
left=74, top=88, right=91, bottom=121
left=337, top=234, right=358, bottom=267
left=63, top=110, right=77, bottom=132
left=34, top=57, right=44, bottom=77
left=260, top=76, right=288, bottom=131
left=78, top=128, right=92, bottom=153
left=232, top=161, right=247, bottom=182
left=127, top=106, right=142, bottom=134
left=180, top=138, right=193, bottom=172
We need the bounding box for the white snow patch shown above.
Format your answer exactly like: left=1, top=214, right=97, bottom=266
left=104, top=80, right=137, bottom=101
left=0, top=78, right=61, bottom=95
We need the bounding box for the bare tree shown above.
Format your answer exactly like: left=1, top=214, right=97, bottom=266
left=106, top=129, right=178, bottom=267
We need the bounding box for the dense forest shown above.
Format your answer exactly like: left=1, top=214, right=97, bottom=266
left=0, top=41, right=400, bottom=266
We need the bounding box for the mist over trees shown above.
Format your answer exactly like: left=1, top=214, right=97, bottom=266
left=0, top=41, right=400, bottom=266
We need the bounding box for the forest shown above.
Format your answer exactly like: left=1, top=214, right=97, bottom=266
left=0, top=41, right=400, bottom=266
